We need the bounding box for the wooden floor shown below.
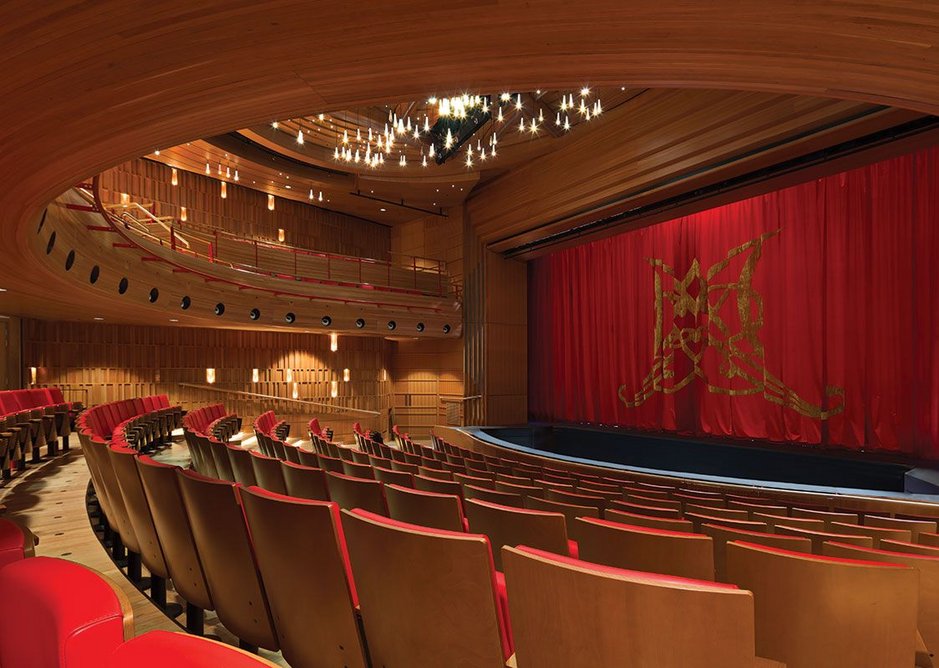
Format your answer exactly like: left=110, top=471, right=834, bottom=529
left=0, top=436, right=288, bottom=665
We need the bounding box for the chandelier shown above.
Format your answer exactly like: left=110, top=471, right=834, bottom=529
left=271, top=88, right=605, bottom=171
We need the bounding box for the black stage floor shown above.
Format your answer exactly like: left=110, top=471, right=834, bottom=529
left=474, top=424, right=939, bottom=497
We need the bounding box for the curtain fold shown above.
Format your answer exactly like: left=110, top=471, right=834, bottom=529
left=529, top=145, right=939, bottom=458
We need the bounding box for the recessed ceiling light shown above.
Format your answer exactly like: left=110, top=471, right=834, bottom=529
left=93, top=317, right=104, bottom=321
left=169, top=318, right=179, bottom=322
left=380, top=208, right=387, bottom=212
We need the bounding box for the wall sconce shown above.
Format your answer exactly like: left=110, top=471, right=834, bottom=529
left=252, top=368, right=259, bottom=383
left=268, top=194, right=275, bottom=211
left=120, top=193, right=130, bottom=206
left=29, top=366, right=37, bottom=385
left=171, top=167, right=178, bottom=186
left=292, top=382, right=299, bottom=399
left=330, top=380, right=339, bottom=398
left=343, top=368, right=350, bottom=382
left=277, top=228, right=285, bottom=243
left=180, top=206, right=187, bottom=222
left=381, top=368, right=387, bottom=382
left=330, top=332, right=338, bottom=352
left=220, top=181, right=227, bottom=199
left=206, top=368, right=216, bottom=384
left=285, top=368, right=293, bottom=383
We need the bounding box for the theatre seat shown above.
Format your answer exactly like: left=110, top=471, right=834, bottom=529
left=828, top=521, right=913, bottom=548
left=414, top=474, right=463, bottom=496
left=240, top=487, right=368, bottom=668
left=701, top=523, right=812, bottom=582
left=685, top=512, right=770, bottom=534
left=385, top=483, right=467, bottom=532
left=572, top=517, right=715, bottom=581
left=372, top=465, right=413, bottom=488
left=502, top=546, right=766, bottom=667
left=249, top=450, right=287, bottom=495
left=464, top=484, right=527, bottom=508
left=525, top=495, right=600, bottom=525
left=226, top=445, right=257, bottom=487
left=604, top=508, right=695, bottom=532
left=609, top=499, right=684, bottom=519
left=464, top=498, right=573, bottom=570
left=752, top=513, right=825, bottom=532
left=280, top=461, right=329, bottom=501
left=176, top=471, right=279, bottom=651
left=106, top=631, right=281, bottom=667
left=0, top=556, right=133, bottom=667
left=726, top=541, right=919, bottom=667
left=774, top=525, right=874, bottom=554
left=791, top=507, right=859, bottom=530
left=341, top=509, right=512, bottom=666
left=0, top=516, right=37, bottom=566
left=865, top=515, right=938, bottom=542
left=325, top=471, right=388, bottom=515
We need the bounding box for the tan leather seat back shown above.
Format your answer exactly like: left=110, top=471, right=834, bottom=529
left=85, top=437, right=140, bottom=553
left=240, top=487, right=367, bottom=668
left=464, top=498, right=569, bottom=570
left=829, top=521, right=913, bottom=548
left=206, top=438, right=235, bottom=482
left=226, top=446, right=257, bottom=487
left=865, top=515, right=937, bottom=541
left=385, top=484, right=464, bottom=532
left=726, top=541, right=918, bottom=667
left=107, top=446, right=169, bottom=579
left=341, top=509, right=508, bottom=667
left=685, top=513, right=769, bottom=534
left=78, top=432, right=117, bottom=531
left=608, top=500, right=682, bottom=519
left=280, top=461, right=329, bottom=501
left=249, top=451, right=287, bottom=495
left=176, top=471, right=278, bottom=650
left=754, top=513, right=824, bottom=532
left=525, top=496, right=600, bottom=525
left=791, top=507, right=859, bottom=530
left=463, top=484, right=526, bottom=509
left=325, top=472, right=388, bottom=515
left=701, top=523, right=811, bottom=582
left=296, top=448, right=320, bottom=468
left=604, top=508, right=694, bottom=532
left=190, top=436, right=218, bottom=478
left=372, top=466, right=413, bottom=488
left=775, top=525, right=874, bottom=554
left=573, top=517, right=715, bottom=581
left=413, top=474, right=462, bottom=496
left=341, top=460, right=375, bottom=480
left=135, top=456, right=213, bottom=610
left=503, top=545, right=758, bottom=668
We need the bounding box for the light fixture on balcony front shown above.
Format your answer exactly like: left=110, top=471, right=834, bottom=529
left=286, top=368, right=293, bottom=383
left=343, top=368, right=350, bottom=382
left=206, top=368, right=216, bottom=384
left=277, top=228, right=285, bottom=243
left=330, top=380, right=339, bottom=398
left=252, top=368, right=259, bottom=383
left=180, top=206, right=187, bottom=222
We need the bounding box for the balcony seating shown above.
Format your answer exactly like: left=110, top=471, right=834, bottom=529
left=684, top=513, right=769, bottom=534
left=572, top=517, right=715, bottom=581
left=544, top=488, right=607, bottom=513
left=253, top=410, right=289, bottom=442
left=105, top=631, right=282, bottom=667
left=325, top=471, right=388, bottom=515
left=624, top=494, right=683, bottom=511
left=684, top=504, right=750, bottom=521
left=341, top=509, right=512, bottom=666
left=0, top=556, right=133, bottom=667
left=881, top=539, right=939, bottom=557
left=248, top=450, right=287, bottom=495
left=463, top=484, right=526, bottom=508
left=453, top=472, right=496, bottom=489
left=609, top=500, right=684, bottom=519
left=865, top=515, right=938, bottom=541
left=502, top=546, right=769, bottom=667
left=524, top=495, right=600, bottom=524
left=280, top=461, right=329, bottom=500
left=826, top=520, right=913, bottom=548
left=464, top=498, right=574, bottom=570
left=135, top=456, right=214, bottom=634
left=240, top=487, right=368, bottom=668
left=726, top=541, right=919, bottom=667
left=728, top=500, right=789, bottom=518
left=752, top=513, right=825, bottom=532
left=385, top=483, right=467, bottom=532
left=790, top=507, right=859, bottom=530
left=175, top=470, right=279, bottom=651
left=701, top=523, right=812, bottom=581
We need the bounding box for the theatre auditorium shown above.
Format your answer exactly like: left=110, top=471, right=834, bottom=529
left=3, top=3, right=939, bottom=666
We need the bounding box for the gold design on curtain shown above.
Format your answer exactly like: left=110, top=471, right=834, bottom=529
left=618, top=229, right=844, bottom=419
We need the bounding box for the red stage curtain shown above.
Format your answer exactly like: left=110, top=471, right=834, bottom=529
left=529, top=145, right=939, bottom=458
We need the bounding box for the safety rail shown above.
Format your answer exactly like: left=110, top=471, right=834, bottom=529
left=177, top=383, right=381, bottom=416
left=70, top=180, right=457, bottom=315
left=97, top=185, right=450, bottom=298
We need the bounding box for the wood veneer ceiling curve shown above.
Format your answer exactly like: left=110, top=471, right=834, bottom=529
left=1, top=1, right=938, bottom=321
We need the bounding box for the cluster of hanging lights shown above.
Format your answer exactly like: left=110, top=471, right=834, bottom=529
left=271, top=88, right=604, bottom=171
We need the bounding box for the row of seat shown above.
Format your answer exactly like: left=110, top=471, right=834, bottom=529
left=79, top=395, right=180, bottom=446
left=0, top=555, right=281, bottom=667
left=183, top=403, right=240, bottom=442
left=253, top=410, right=288, bottom=441
left=0, top=387, right=78, bottom=477
left=187, top=423, right=936, bottom=666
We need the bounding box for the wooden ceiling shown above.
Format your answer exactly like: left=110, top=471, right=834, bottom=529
left=1, top=1, right=939, bottom=323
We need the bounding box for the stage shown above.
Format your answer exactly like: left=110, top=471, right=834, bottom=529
left=466, top=424, right=939, bottom=500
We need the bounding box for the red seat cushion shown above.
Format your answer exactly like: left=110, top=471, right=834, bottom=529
left=0, top=518, right=27, bottom=568
left=0, top=557, right=127, bottom=667
left=106, top=630, right=273, bottom=667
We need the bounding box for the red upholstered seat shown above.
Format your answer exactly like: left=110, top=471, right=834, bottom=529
left=0, top=517, right=35, bottom=567
left=0, top=556, right=131, bottom=667
left=106, top=631, right=281, bottom=667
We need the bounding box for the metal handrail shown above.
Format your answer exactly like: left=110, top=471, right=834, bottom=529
left=178, top=383, right=381, bottom=416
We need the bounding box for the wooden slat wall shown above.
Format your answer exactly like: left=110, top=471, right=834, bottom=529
left=100, top=158, right=391, bottom=260
left=390, top=209, right=466, bottom=435
left=22, top=319, right=393, bottom=442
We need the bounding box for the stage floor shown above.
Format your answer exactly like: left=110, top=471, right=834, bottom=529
left=471, top=424, right=939, bottom=499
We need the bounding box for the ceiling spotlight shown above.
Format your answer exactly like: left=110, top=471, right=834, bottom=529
left=214, top=303, right=225, bottom=316
left=249, top=308, right=261, bottom=321
left=387, top=320, right=397, bottom=330
left=321, top=315, right=332, bottom=326
left=285, top=312, right=296, bottom=324
left=416, top=322, right=425, bottom=332
left=443, top=324, right=451, bottom=334
left=355, top=318, right=366, bottom=329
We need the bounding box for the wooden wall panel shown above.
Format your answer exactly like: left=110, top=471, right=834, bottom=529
left=22, top=319, right=393, bottom=442
left=390, top=208, right=466, bottom=435
left=100, top=158, right=391, bottom=260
